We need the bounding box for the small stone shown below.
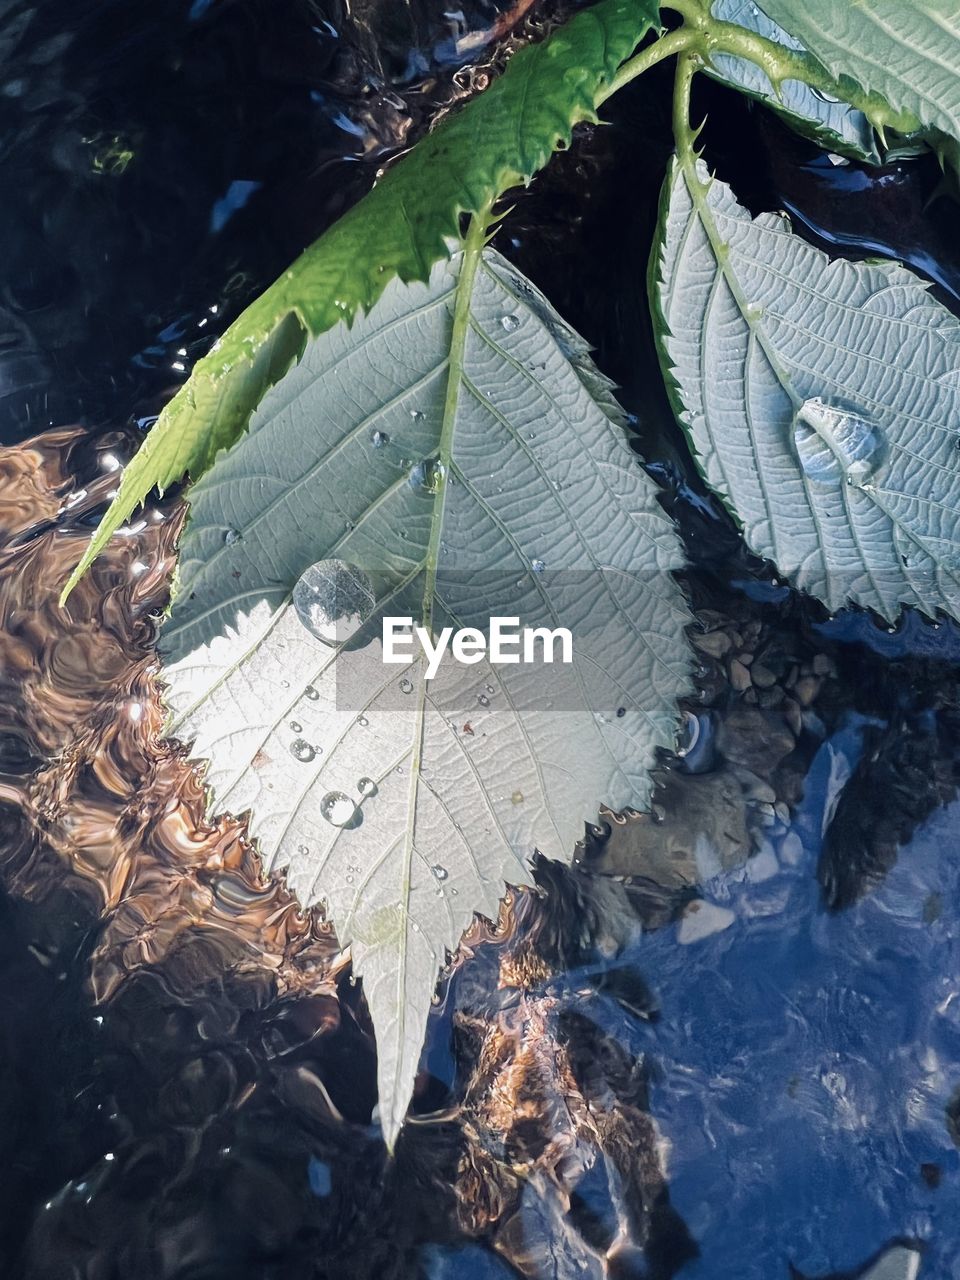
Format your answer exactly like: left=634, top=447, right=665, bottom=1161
left=729, top=658, right=751, bottom=692
left=794, top=675, right=820, bottom=706
left=678, top=900, right=735, bottom=944
left=782, top=697, right=803, bottom=737
left=738, top=650, right=755, bottom=666
left=812, top=653, right=835, bottom=676
left=750, top=662, right=777, bottom=688
left=692, top=630, right=732, bottom=659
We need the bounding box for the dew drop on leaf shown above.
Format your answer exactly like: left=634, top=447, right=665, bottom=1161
left=320, top=791, right=359, bottom=827
left=531, top=558, right=546, bottom=573
left=477, top=694, right=489, bottom=707
left=370, top=430, right=390, bottom=448
left=500, top=313, right=520, bottom=332
left=304, top=685, right=319, bottom=701
left=292, top=559, right=375, bottom=647
left=223, top=528, right=241, bottom=545
left=357, top=776, right=378, bottom=798
left=399, top=677, right=413, bottom=694
left=431, top=864, right=448, bottom=881
left=409, top=408, right=425, bottom=422
left=793, top=398, right=880, bottom=486
left=290, top=738, right=316, bottom=763
left=511, top=791, right=524, bottom=805
left=290, top=720, right=302, bottom=733
left=408, top=458, right=444, bottom=495
left=357, top=715, right=369, bottom=727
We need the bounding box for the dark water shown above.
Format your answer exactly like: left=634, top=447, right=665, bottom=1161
left=1, top=4, right=959, bottom=1279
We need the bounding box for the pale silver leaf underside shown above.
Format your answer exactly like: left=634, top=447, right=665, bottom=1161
left=162, top=248, right=692, bottom=1142
left=655, top=159, right=960, bottom=623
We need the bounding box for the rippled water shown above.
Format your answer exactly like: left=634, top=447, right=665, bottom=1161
left=1, top=5, right=959, bottom=1279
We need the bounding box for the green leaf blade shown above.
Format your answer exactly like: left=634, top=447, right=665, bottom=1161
left=61, top=0, right=660, bottom=602
left=162, top=248, right=692, bottom=1145
left=653, top=156, right=960, bottom=623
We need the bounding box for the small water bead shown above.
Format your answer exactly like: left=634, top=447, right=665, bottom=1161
left=320, top=791, right=358, bottom=827
left=408, top=457, right=444, bottom=495
left=409, top=408, right=425, bottom=423
left=511, top=791, right=524, bottom=805
left=485, top=684, right=494, bottom=694
left=223, top=528, right=241, bottom=545
left=477, top=694, right=490, bottom=707
left=399, top=677, right=413, bottom=694
left=531, top=558, right=546, bottom=574
left=290, top=721, right=302, bottom=733
left=357, top=776, right=378, bottom=798
left=370, top=429, right=390, bottom=448
left=290, top=738, right=316, bottom=763
left=304, top=685, right=319, bottom=701
left=794, top=398, right=881, bottom=486
left=500, top=313, right=520, bottom=333
left=431, top=864, right=448, bottom=881
left=356, top=715, right=369, bottom=727
left=293, top=559, right=375, bottom=647
left=675, top=710, right=700, bottom=758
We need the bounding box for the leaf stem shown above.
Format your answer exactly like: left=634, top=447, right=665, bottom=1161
left=671, top=49, right=702, bottom=161
left=599, top=26, right=697, bottom=103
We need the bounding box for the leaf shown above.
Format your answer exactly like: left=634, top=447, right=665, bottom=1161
left=760, top=0, right=960, bottom=148
left=705, top=0, right=878, bottom=161
left=652, top=156, right=960, bottom=623
left=161, top=243, right=693, bottom=1146
left=60, top=0, right=661, bottom=602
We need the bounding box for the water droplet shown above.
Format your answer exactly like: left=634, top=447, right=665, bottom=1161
left=794, top=399, right=881, bottom=486
left=224, top=528, right=241, bottom=545
left=431, top=864, right=448, bottom=881
left=289, top=721, right=302, bottom=733
left=304, top=685, right=319, bottom=701
left=477, top=694, right=490, bottom=707
left=356, top=715, right=369, bottom=727
left=357, top=776, right=378, bottom=798
left=616, top=706, right=626, bottom=718
left=511, top=790, right=524, bottom=805
left=409, top=408, right=425, bottom=423
left=370, top=429, right=390, bottom=448
left=408, top=457, right=444, bottom=494
left=676, top=710, right=701, bottom=758
left=485, top=684, right=495, bottom=694
left=290, top=738, right=316, bottom=763
left=320, top=791, right=359, bottom=827
left=399, top=677, right=413, bottom=694
left=531, top=558, right=546, bottom=573
left=293, top=560, right=375, bottom=647
left=500, top=314, right=520, bottom=333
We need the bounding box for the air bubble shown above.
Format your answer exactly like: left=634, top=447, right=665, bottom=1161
left=320, top=791, right=359, bottom=827
left=290, top=738, right=316, bottom=763
left=293, top=559, right=375, bottom=647
left=500, top=314, right=520, bottom=333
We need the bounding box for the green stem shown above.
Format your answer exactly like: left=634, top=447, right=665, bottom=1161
left=671, top=49, right=701, bottom=161
left=599, top=26, right=697, bottom=103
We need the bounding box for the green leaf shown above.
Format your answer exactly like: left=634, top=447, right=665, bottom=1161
left=760, top=0, right=960, bottom=148
left=161, top=242, right=692, bottom=1146
left=704, top=0, right=878, bottom=161
left=652, top=155, right=960, bottom=623
left=60, top=0, right=661, bottom=603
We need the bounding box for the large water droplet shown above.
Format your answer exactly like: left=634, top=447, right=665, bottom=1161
left=794, top=398, right=881, bottom=486
left=223, top=528, right=241, bottom=545
left=500, top=314, right=520, bottom=333
left=408, top=457, right=444, bottom=495
left=293, top=560, right=375, bottom=648
left=290, top=738, right=316, bottom=763
left=320, top=791, right=359, bottom=827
